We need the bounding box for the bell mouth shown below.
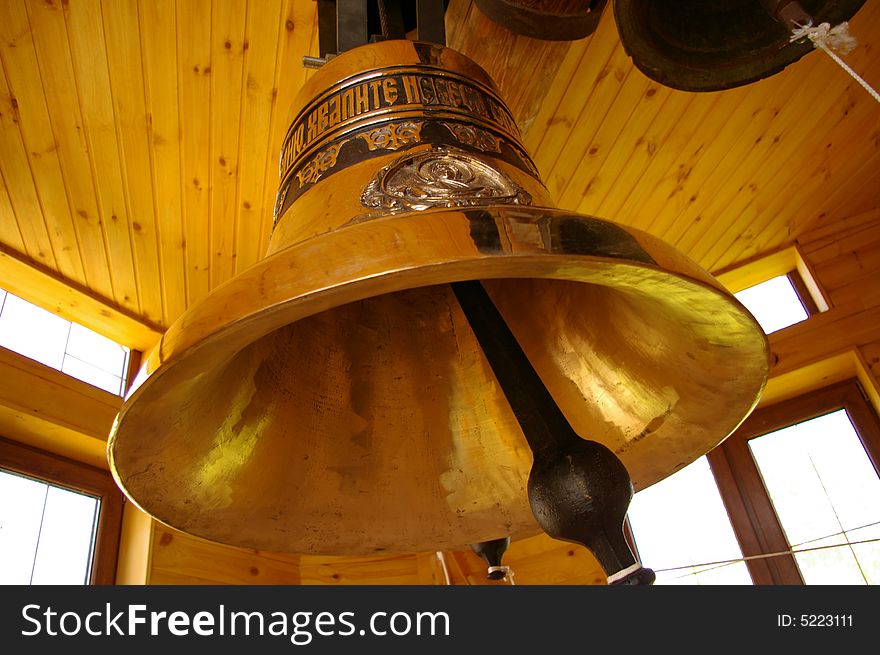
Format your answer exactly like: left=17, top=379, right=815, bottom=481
left=108, top=206, right=768, bottom=555
left=614, top=0, right=868, bottom=91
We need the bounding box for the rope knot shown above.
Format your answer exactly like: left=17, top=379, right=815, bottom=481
left=790, top=21, right=858, bottom=55
left=788, top=21, right=879, bottom=104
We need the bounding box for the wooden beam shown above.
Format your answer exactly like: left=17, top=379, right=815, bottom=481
left=714, top=243, right=829, bottom=311
left=761, top=351, right=857, bottom=408
left=0, top=346, right=121, bottom=469
left=769, top=304, right=880, bottom=378
left=116, top=504, right=156, bottom=585
left=714, top=245, right=797, bottom=293
left=0, top=244, right=162, bottom=352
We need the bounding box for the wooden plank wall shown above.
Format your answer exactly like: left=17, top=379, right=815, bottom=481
left=771, top=207, right=880, bottom=385
left=521, top=1, right=880, bottom=275
left=0, top=0, right=317, bottom=331
left=149, top=523, right=607, bottom=585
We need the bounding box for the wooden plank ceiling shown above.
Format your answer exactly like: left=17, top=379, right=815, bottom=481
left=0, top=0, right=878, bottom=336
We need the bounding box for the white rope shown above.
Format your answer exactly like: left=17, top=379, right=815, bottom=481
left=790, top=21, right=880, bottom=104
left=653, top=535, right=880, bottom=580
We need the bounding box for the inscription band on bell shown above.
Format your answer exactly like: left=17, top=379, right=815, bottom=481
left=279, top=68, right=521, bottom=180
left=273, top=65, right=540, bottom=227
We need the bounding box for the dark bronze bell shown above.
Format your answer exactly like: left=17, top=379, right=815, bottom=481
left=108, top=40, right=768, bottom=581
left=614, top=0, right=867, bottom=91
left=474, top=0, right=608, bottom=40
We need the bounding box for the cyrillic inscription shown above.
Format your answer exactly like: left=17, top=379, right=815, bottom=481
left=279, top=70, right=519, bottom=182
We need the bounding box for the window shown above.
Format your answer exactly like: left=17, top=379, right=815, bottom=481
left=748, top=410, right=880, bottom=583
left=628, top=457, right=752, bottom=585
left=733, top=272, right=817, bottom=334
left=0, top=437, right=124, bottom=584
left=0, top=470, right=100, bottom=584
left=715, top=245, right=828, bottom=332
left=0, top=288, right=130, bottom=395
left=629, top=380, right=880, bottom=585
left=711, top=380, right=880, bottom=584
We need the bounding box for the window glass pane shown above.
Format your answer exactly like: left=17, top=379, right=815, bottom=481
left=628, top=457, right=752, bottom=585
left=65, top=323, right=128, bottom=377
left=734, top=275, right=808, bottom=334
left=0, top=471, right=49, bottom=584
left=62, top=355, right=124, bottom=395
left=0, top=293, right=69, bottom=368
left=30, top=486, right=99, bottom=585
left=749, top=409, right=880, bottom=584
left=0, top=469, right=99, bottom=585
left=0, top=288, right=128, bottom=396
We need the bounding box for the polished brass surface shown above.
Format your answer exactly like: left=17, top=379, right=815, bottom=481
left=109, top=40, right=769, bottom=556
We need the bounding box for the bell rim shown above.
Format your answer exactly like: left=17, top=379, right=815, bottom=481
left=125, top=205, right=767, bottom=389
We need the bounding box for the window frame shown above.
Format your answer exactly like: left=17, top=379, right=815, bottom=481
left=0, top=436, right=124, bottom=584
left=715, top=245, right=830, bottom=316
left=707, top=379, right=880, bottom=585
left=785, top=268, right=821, bottom=317
left=733, top=269, right=818, bottom=335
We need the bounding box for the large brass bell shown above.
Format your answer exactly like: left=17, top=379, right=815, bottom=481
left=108, top=40, right=768, bottom=581
left=614, top=0, right=867, bottom=91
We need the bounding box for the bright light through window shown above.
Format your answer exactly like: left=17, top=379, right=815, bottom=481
left=0, top=292, right=69, bottom=368
left=734, top=274, right=809, bottom=334
left=749, top=410, right=880, bottom=584
left=0, top=469, right=100, bottom=585
left=628, top=457, right=752, bottom=585
left=0, top=288, right=129, bottom=395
